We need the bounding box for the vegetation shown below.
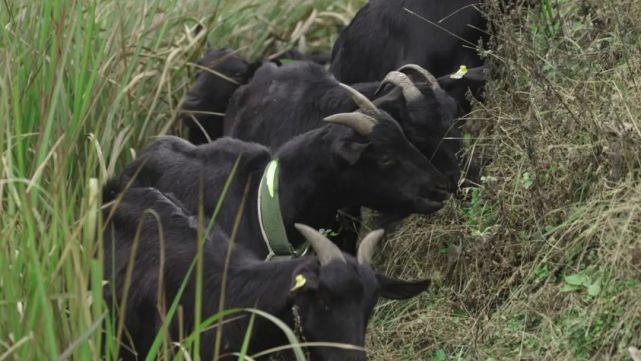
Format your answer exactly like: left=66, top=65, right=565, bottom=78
left=370, top=1, right=641, bottom=359
left=0, top=0, right=639, bottom=360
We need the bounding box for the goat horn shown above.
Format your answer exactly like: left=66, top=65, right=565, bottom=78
left=357, top=229, right=385, bottom=265
left=324, top=112, right=377, bottom=136
left=294, top=223, right=346, bottom=265
left=397, top=64, right=441, bottom=90
left=338, top=83, right=379, bottom=115
left=375, top=71, right=423, bottom=101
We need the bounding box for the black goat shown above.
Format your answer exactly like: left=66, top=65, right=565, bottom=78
left=224, top=60, right=483, bottom=190
left=181, top=48, right=262, bottom=145
left=330, top=0, right=491, bottom=114
left=104, top=86, right=449, bottom=257
left=180, top=49, right=331, bottom=145
left=103, top=187, right=430, bottom=360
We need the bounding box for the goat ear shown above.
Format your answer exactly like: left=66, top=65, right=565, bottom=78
left=376, top=273, right=431, bottom=300
left=333, top=139, right=369, bottom=165
left=289, top=260, right=320, bottom=296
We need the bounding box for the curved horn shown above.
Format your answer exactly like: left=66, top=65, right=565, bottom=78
left=294, top=223, right=346, bottom=265
left=398, top=64, right=441, bottom=90
left=357, top=229, right=385, bottom=265
left=375, top=71, right=423, bottom=101
left=324, top=112, right=377, bottom=136
left=338, top=83, right=379, bottom=115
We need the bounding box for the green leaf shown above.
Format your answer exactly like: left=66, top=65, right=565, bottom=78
left=237, top=312, right=256, bottom=361
left=564, top=273, right=591, bottom=287
left=521, top=172, right=534, bottom=190
left=463, top=132, right=473, bottom=147
left=279, top=58, right=295, bottom=64
left=535, top=264, right=549, bottom=281
left=587, top=279, right=601, bottom=296
left=434, top=349, right=446, bottom=361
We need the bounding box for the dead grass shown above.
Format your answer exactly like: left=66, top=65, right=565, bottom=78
left=367, top=1, right=641, bottom=360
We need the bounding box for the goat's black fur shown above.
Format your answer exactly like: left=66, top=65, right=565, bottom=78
left=104, top=109, right=449, bottom=257
left=330, top=0, right=490, bottom=114
left=103, top=187, right=430, bottom=360
left=225, top=61, right=465, bottom=190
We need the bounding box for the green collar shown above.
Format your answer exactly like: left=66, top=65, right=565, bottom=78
left=257, top=160, right=308, bottom=260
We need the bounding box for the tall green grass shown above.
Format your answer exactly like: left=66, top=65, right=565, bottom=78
left=0, top=0, right=356, bottom=359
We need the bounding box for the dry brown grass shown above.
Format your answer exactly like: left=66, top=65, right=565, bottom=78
left=367, top=1, right=641, bottom=360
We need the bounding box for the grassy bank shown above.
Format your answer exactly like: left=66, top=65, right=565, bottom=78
left=1, top=0, right=639, bottom=360
left=370, top=1, right=641, bottom=359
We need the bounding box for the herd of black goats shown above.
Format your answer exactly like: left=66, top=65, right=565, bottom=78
left=101, top=0, right=503, bottom=360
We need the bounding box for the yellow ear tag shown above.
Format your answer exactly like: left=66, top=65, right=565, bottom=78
left=266, top=161, right=278, bottom=198
left=450, top=65, right=468, bottom=79
left=290, top=274, right=307, bottom=291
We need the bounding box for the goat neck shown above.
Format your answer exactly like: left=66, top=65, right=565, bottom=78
left=214, top=256, right=304, bottom=353
left=274, top=126, right=352, bottom=247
